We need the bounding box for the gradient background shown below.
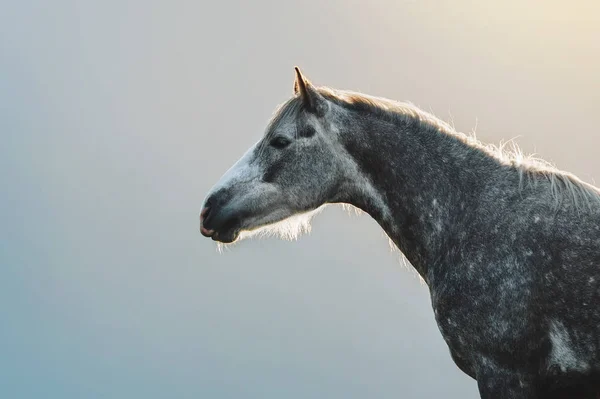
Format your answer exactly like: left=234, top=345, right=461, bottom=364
left=2, top=1, right=599, bottom=398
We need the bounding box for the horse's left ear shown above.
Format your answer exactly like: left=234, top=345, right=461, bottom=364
left=293, top=67, right=326, bottom=115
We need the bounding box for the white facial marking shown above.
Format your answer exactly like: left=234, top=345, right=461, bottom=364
left=209, top=143, right=260, bottom=193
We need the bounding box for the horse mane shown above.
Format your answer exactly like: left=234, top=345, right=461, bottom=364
left=318, top=87, right=600, bottom=211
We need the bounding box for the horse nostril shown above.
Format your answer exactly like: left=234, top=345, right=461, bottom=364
left=200, top=204, right=217, bottom=237
left=200, top=206, right=211, bottom=223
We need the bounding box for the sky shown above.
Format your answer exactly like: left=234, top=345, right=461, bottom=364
left=1, top=1, right=599, bottom=398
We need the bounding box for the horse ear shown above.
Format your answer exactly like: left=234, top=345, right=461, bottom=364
left=293, top=67, right=326, bottom=115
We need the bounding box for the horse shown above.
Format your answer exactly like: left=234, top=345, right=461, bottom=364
left=199, top=67, right=600, bottom=398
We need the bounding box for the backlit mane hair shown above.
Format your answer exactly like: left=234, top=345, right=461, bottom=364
left=317, top=86, right=600, bottom=211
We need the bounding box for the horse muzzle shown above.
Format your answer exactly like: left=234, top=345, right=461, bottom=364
left=199, top=193, right=244, bottom=243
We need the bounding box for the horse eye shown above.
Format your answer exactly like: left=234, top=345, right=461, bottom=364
left=269, top=136, right=291, bottom=149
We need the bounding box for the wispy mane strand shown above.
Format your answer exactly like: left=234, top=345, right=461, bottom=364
left=318, top=87, right=600, bottom=211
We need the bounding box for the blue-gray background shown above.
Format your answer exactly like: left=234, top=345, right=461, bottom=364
left=2, top=1, right=599, bottom=398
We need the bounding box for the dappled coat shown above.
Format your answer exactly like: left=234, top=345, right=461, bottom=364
left=200, top=68, right=600, bottom=398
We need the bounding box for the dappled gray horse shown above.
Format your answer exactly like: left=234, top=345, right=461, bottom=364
left=199, top=68, right=600, bottom=398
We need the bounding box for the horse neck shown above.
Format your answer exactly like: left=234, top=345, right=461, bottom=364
left=338, top=108, right=504, bottom=282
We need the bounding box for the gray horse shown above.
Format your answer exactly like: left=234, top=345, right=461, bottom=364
left=200, top=68, right=600, bottom=398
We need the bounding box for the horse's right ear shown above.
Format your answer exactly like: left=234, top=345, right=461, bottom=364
left=293, top=67, right=326, bottom=115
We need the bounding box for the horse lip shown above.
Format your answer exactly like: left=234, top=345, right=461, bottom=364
left=212, top=229, right=239, bottom=243
left=200, top=226, right=215, bottom=237
left=200, top=222, right=239, bottom=243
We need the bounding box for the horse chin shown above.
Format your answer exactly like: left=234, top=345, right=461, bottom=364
left=209, top=207, right=322, bottom=244
left=211, top=229, right=240, bottom=244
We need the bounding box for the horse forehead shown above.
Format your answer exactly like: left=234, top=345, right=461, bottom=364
left=264, top=110, right=294, bottom=136
left=271, top=119, right=296, bottom=135
left=266, top=104, right=342, bottom=140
